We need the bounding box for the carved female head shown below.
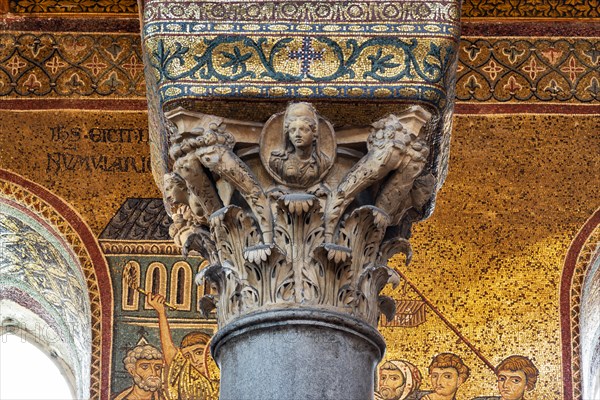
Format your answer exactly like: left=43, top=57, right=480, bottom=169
left=261, top=102, right=335, bottom=188
left=283, top=103, right=319, bottom=153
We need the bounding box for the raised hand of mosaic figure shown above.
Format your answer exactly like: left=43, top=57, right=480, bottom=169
left=148, top=293, right=218, bottom=400
left=124, top=263, right=177, bottom=310
left=147, top=293, right=178, bottom=365
left=168, top=330, right=218, bottom=400
left=324, top=113, right=431, bottom=241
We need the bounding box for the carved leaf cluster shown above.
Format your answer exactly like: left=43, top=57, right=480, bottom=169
left=165, top=105, right=436, bottom=328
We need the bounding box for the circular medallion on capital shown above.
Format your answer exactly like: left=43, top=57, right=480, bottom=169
left=260, top=103, right=336, bottom=189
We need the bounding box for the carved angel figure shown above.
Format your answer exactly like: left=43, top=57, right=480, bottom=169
left=324, top=114, right=431, bottom=240
left=170, top=118, right=274, bottom=245
left=163, top=172, right=217, bottom=260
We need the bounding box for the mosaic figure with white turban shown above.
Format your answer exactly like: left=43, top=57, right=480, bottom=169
left=376, top=360, right=423, bottom=400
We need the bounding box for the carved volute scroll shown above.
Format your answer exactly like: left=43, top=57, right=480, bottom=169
left=164, top=103, right=435, bottom=328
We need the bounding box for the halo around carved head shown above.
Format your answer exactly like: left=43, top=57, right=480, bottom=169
left=260, top=103, right=336, bottom=188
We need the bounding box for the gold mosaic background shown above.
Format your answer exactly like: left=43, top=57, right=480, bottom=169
left=1, top=108, right=598, bottom=398
left=383, top=114, right=600, bottom=399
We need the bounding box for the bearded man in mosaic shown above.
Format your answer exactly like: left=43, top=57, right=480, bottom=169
left=115, top=344, right=165, bottom=400
left=376, top=360, right=423, bottom=400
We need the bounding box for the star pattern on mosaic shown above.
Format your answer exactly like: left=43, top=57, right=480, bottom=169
left=2, top=33, right=597, bottom=104
left=0, top=34, right=145, bottom=97
left=457, top=38, right=600, bottom=102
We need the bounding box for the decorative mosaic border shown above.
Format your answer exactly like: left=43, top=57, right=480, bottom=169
left=0, top=169, right=113, bottom=400
left=9, top=0, right=600, bottom=19
left=9, top=0, right=138, bottom=13
left=457, top=38, right=600, bottom=103
left=144, top=0, right=460, bottom=24
left=0, top=33, right=145, bottom=98
left=561, top=207, right=600, bottom=400
left=100, top=240, right=183, bottom=255
left=1, top=32, right=598, bottom=104
left=462, top=0, right=600, bottom=19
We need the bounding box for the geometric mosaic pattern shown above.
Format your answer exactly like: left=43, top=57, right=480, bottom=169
left=10, top=0, right=138, bottom=13
left=457, top=38, right=600, bottom=103
left=1, top=32, right=598, bottom=104
left=0, top=33, right=144, bottom=98
left=9, top=0, right=600, bottom=19
left=462, top=0, right=600, bottom=18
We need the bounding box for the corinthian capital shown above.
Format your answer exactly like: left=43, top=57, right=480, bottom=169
left=165, top=103, right=435, bottom=328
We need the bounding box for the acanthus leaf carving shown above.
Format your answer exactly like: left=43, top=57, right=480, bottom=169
left=377, top=295, right=397, bottom=323
left=164, top=103, right=435, bottom=328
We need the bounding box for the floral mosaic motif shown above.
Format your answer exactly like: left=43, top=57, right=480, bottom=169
left=10, top=0, right=137, bottom=13
left=457, top=38, right=600, bottom=102
left=0, top=33, right=145, bottom=97
left=1, top=33, right=599, bottom=104
left=149, top=36, right=456, bottom=85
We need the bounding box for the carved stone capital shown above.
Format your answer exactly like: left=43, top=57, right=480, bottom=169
left=164, top=102, right=435, bottom=328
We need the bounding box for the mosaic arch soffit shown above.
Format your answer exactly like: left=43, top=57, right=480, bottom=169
left=0, top=203, right=91, bottom=397
left=5, top=0, right=600, bottom=18
left=561, top=205, right=600, bottom=400
left=0, top=168, right=113, bottom=400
